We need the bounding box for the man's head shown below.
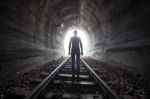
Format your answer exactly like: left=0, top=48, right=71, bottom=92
left=73, top=30, right=77, bottom=36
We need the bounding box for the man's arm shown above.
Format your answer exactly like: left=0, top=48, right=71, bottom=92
left=68, top=38, right=72, bottom=54
left=79, top=38, right=83, bottom=55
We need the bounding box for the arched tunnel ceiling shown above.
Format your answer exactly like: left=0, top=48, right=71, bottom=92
left=51, top=0, right=103, bottom=34
left=52, top=0, right=79, bottom=26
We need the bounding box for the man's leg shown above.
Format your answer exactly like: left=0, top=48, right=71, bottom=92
left=71, top=53, right=75, bottom=80
left=76, top=53, right=80, bottom=79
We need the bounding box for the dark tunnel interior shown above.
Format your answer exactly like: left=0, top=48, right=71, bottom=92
left=0, top=0, right=150, bottom=98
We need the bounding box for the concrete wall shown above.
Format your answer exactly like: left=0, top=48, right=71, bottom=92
left=89, top=0, right=150, bottom=76
left=0, top=0, right=64, bottom=79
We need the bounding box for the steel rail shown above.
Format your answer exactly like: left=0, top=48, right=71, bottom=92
left=81, top=58, right=120, bottom=99
left=24, top=57, right=70, bottom=99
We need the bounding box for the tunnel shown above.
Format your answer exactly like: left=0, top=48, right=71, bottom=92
left=0, top=0, right=150, bottom=99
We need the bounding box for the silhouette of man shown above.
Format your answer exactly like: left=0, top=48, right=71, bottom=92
left=68, top=30, right=83, bottom=80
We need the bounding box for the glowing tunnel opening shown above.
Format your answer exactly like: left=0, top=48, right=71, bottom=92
left=64, top=29, right=88, bottom=56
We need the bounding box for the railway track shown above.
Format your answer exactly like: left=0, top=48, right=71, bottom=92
left=25, top=57, right=120, bottom=99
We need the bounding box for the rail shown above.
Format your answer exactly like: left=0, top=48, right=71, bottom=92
left=24, top=57, right=70, bottom=99
left=81, top=58, right=120, bottom=99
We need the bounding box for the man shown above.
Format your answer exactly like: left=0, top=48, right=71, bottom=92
left=68, top=30, right=83, bottom=80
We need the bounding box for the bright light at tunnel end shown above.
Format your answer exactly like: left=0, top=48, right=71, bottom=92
left=64, top=29, right=88, bottom=56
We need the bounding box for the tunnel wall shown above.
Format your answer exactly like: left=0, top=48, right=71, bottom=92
left=90, top=0, right=150, bottom=75
left=0, top=0, right=64, bottom=79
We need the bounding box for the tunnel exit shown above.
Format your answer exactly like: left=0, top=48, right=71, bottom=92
left=64, top=28, right=88, bottom=56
